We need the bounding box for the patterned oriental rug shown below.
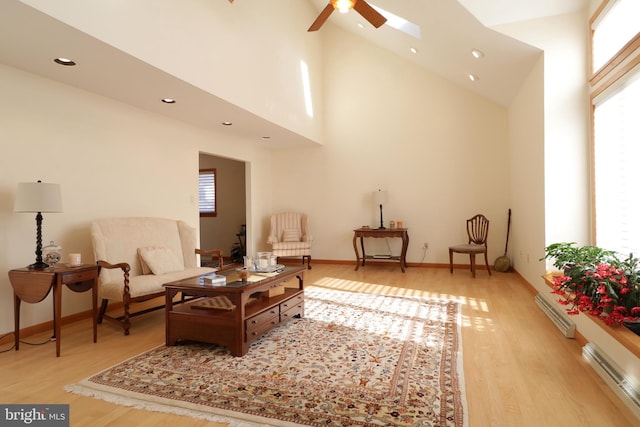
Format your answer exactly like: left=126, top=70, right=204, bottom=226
left=66, top=287, right=467, bottom=427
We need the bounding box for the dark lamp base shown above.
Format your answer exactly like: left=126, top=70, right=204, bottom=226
left=27, top=261, right=50, bottom=270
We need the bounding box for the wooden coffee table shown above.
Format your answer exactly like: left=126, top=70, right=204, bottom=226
left=164, top=265, right=305, bottom=356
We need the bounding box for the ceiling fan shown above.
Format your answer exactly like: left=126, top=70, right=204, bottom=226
left=308, top=0, right=387, bottom=32
left=226, top=0, right=387, bottom=32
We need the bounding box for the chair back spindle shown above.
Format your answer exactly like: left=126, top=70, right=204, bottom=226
left=467, top=215, right=489, bottom=245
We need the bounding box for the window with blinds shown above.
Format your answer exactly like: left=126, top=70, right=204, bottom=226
left=199, top=168, right=217, bottom=217
left=591, top=0, right=640, bottom=256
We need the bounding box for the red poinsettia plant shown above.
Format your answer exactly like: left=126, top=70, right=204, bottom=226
left=543, top=242, right=640, bottom=326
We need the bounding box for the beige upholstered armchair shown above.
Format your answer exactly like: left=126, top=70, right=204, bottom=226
left=268, top=212, right=312, bottom=269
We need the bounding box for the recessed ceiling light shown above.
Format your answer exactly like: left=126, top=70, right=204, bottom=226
left=161, top=98, right=176, bottom=104
left=468, top=74, right=479, bottom=82
left=53, top=57, right=76, bottom=66
left=222, top=121, right=232, bottom=126
left=471, top=49, right=484, bottom=59
left=410, top=47, right=418, bottom=54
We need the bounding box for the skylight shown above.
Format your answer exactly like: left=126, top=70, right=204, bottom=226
left=371, top=4, right=421, bottom=39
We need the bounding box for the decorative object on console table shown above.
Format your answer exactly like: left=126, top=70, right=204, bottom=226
left=14, top=181, right=63, bottom=269
left=373, top=189, right=388, bottom=229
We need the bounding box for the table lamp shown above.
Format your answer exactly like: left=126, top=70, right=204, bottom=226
left=14, top=181, right=63, bottom=269
left=373, top=189, right=388, bottom=229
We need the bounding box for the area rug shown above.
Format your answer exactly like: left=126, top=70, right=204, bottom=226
left=66, top=287, right=466, bottom=427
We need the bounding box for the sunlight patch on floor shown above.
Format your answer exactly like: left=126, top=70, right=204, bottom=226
left=311, top=275, right=458, bottom=300
left=310, top=276, right=494, bottom=334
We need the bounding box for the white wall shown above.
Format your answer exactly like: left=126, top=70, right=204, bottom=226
left=507, top=55, right=546, bottom=280
left=497, top=12, right=591, bottom=276
left=21, top=0, right=324, bottom=145
left=0, top=63, right=273, bottom=332
left=269, top=27, right=512, bottom=264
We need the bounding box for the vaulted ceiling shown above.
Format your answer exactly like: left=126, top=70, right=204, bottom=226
left=0, top=0, right=590, bottom=148
left=308, top=0, right=590, bottom=106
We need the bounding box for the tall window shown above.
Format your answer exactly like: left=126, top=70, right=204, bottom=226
left=591, top=0, right=640, bottom=72
left=591, top=0, right=640, bottom=256
left=199, top=168, right=217, bottom=217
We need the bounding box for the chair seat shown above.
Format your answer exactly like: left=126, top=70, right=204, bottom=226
left=271, top=241, right=312, bottom=251
left=448, top=244, right=486, bottom=253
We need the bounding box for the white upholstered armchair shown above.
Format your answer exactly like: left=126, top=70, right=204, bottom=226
left=267, top=212, right=312, bottom=269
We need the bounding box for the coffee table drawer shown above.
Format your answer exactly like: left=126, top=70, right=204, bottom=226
left=280, top=300, right=304, bottom=321
left=246, top=307, right=279, bottom=341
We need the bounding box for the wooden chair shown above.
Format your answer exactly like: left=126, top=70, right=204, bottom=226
left=449, top=214, right=491, bottom=278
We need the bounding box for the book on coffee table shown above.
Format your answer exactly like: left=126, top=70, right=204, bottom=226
left=202, top=274, right=227, bottom=286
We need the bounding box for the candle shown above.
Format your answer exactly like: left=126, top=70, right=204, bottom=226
left=68, top=253, right=82, bottom=265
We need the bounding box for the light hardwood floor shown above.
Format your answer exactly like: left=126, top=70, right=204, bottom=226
left=1, top=263, right=638, bottom=426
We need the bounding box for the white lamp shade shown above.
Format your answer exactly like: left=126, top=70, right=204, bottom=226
left=14, top=182, right=63, bottom=213
left=373, top=189, right=388, bottom=205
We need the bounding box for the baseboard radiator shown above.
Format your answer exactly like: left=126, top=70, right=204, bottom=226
left=583, top=343, right=640, bottom=421
left=534, top=294, right=576, bottom=338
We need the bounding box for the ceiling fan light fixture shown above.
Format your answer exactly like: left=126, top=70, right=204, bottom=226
left=309, top=0, right=384, bottom=32
left=332, top=0, right=355, bottom=14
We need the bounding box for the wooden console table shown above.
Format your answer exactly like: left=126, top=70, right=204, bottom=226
left=353, top=227, right=409, bottom=272
left=164, top=265, right=305, bottom=356
left=8, top=264, right=99, bottom=357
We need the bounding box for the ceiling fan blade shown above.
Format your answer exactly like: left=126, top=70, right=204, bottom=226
left=353, top=0, right=387, bottom=28
left=308, top=4, right=334, bottom=32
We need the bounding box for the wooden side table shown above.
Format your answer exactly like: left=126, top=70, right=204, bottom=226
left=8, top=264, right=99, bottom=357
left=353, top=227, right=410, bottom=272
